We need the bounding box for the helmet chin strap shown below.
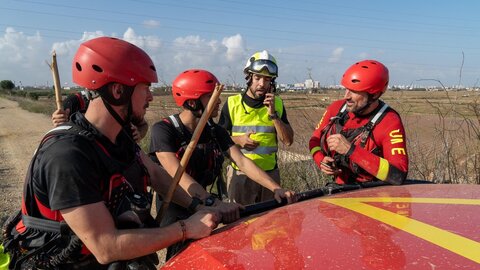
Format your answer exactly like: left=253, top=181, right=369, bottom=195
left=101, top=97, right=132, bottom=127
left=98, top=83, right=134, bottom=131
left=184, top=99, right=204, bottom=118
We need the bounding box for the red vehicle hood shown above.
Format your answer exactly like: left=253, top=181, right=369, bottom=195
left=162, top=184, right=480, bottom=269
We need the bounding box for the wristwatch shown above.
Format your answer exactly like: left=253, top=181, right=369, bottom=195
left=188, top=196, right=202, bottom=213
left=268, top=111, right=279, bottom=120
left=204, top=195, right=217, bottom=207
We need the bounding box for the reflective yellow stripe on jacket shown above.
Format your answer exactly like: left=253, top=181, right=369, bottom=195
left=227, top=94, right=284, bottom=170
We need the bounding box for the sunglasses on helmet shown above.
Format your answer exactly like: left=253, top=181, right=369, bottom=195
left=249, top=60, right=278, bottom=77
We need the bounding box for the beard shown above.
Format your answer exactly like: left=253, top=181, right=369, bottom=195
left=249, top=87, right=268, bottom=100
left=131, top=114, right=144, bottom=126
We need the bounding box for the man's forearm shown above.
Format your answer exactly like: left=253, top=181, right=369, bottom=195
left=349, top=146, right=407, bottom=185
left=61, top=202, right=184, bottom=264
left=273, top=120, right=293, bottom=146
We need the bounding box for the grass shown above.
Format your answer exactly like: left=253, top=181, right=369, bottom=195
left=3, top=89, right=480, bottom=191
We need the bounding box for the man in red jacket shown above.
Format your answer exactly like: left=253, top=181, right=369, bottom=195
left=309, top=60, right=408, bottom=185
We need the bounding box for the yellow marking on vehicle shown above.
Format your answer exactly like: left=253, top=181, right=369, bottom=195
left=322, top=197, right=480, bottom=264
left=334, top=197, right=480, bottom=205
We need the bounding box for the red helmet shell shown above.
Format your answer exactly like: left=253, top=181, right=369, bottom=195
left=72, top=37, right=158, bottom=90
left=172, top=69, right=219, bottom=106
left=341, top=60, right=389, bottom=95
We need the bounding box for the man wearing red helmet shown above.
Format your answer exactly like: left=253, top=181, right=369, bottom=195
left=309, top=60, right=408, bottom=185
left=149, top=69, right=295, bottom=258
left=3, top=37, right=219, bottom=269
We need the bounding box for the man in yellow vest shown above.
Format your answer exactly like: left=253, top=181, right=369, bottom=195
left=219, top=50, right=294, bottom=205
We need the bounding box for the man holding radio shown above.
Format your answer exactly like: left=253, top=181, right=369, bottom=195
left=219, top=50, right=294, bottom=205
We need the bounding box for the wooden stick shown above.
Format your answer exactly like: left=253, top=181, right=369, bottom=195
left=48, top=51, right=63, bottom=110
left=156, top=84, right=224, bottom=223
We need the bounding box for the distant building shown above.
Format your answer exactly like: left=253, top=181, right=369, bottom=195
left=305, top=79, right=321, bottom=89
left=294, top=83, right=305, bottom=88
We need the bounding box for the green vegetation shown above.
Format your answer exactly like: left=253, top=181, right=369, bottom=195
left=0, top=80, right=15, bottom=90
left=2, top=89, right=479, bottom=190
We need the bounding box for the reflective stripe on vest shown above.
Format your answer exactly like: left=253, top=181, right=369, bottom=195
left=227, top=94, right=283, bottom=170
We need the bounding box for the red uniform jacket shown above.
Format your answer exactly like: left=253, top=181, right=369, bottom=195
left=309, top=99, right=408, bottom=184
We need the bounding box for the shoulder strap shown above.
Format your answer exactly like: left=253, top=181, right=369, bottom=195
left=359, top=101, right=389, bottom=146
left=168, top=114, right=188, bottom=147
left=367, top=101, right=389, bottom=130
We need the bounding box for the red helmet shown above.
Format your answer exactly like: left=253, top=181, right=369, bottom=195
left=341, top=60, right=389, bottom=95
left=172, top=69, right=219, bottom=106
left=72, top=37, right=158, bottom=90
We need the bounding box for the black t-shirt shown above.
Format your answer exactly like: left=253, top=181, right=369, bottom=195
left=148, top=116, right=234, bottom=187
left=218, top=93, right=290, bottom=133
left=63, top=91, right=90, bottom=113
left=26, top=112, right=141, bottom=214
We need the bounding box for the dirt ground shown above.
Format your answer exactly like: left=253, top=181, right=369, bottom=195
left=0, top=97, right=51, bottom=222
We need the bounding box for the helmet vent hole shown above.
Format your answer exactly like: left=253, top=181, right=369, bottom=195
left=176, top=93, right=181, bottom=97
left=206, top=80, right=213, bottom=84
left=150, top=65, right=156, bottom=72
left=92, top=65, right=103, bottom=73
left=361, top=65, right=369, bottom=69
left=75, top=62, right=82, bottom=72
left=193, top=70, right=199, bottom=73
left=351, top=79, right=361, bottom=83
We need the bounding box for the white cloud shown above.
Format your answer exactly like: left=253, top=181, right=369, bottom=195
left=122, top=27, right=162, bottom=52
left=222, top=34, right=245, bottom=62
left=358, top=52, right=368, bottom=59
left=328, top=47, right=344, bottom=63
left=0, top=27, right=51, bottom=86
left=143, top=20, right=160, bottom=29
left=172, top=35, right=222, bottom=66
left=0, top=27, right=247, bottom=87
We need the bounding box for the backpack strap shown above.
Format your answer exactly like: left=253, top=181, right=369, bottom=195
left=168, top=114, right=189, bottom=147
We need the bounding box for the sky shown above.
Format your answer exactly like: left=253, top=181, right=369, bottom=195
left=1, top=0, right=480, bottom=88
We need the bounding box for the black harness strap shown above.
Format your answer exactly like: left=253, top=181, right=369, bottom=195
left=168, top=114, right=188, bottom=148
left=21, top=215, right=69, bottom=234
left=354, top=102, right=389, bottom=148
left=321, top=101, right=389, bottom=152
left=319, top=101, right=390, bottom=181
left=320, top=103, right=347, bottom=156
left=165, top=114, right=225, bottom=198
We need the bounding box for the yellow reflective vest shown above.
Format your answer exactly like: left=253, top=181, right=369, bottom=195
left=227, top=94, right=284, bottom=171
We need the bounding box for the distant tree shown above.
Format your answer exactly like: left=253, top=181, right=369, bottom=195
left=0, top=80, right=15, bottom=90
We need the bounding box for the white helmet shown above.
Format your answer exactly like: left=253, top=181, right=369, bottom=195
left=243, top=50, right=278, bottom=78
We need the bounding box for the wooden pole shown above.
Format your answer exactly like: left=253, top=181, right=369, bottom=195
left=156, top=83, right=224, bottom=223
left=48, top=51, right=63, bottom=110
